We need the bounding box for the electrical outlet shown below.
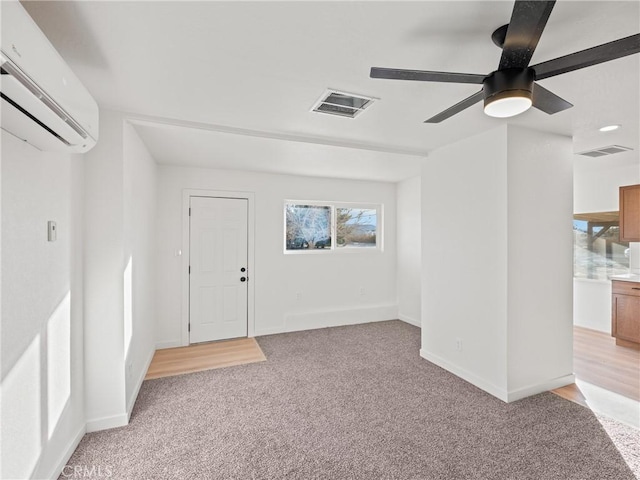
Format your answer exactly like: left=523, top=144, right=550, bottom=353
left=455, top=338, right=463, bottom=352
left=296, top=292, right=301, bottom=301
left=359, top=287, right=365, bottom=296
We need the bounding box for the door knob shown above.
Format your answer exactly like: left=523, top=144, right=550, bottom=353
left=240, top=277, right=246, bottom=282
left=240, top=267, right=246, bottom=272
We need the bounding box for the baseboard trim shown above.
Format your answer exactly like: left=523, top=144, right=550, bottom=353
left=420, top=348, right=509, bottom=402
left=127, top=347, right=156, bottom=418
left=506, top=374, right=575, bottom=402
left=44, top=423, right=86, bottom=480
left=398, top=314, right=420, bottom=327
left=420, top=349, right=576, bottom=403
left=256, top=304, right=398, bottom=336
left=85, top=412, right=128, bottom=433
left=156, top=340, right=182, bottom=350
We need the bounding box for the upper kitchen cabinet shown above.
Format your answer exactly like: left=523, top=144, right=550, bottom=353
left=620, top=185, right=640, bottom=242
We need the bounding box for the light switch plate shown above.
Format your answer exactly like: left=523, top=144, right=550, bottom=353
left=48, top=221, right=57, bottom=242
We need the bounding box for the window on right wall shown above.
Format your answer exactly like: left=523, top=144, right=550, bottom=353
left=336, top=207, right=378, bottom=249
left=573, top=211, right=629, bottom=280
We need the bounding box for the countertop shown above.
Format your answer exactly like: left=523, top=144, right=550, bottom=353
left=610, top=273, right=640, bottom=283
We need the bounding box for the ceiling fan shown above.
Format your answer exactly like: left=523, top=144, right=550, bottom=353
left=370, top=0, right=640, bottom=123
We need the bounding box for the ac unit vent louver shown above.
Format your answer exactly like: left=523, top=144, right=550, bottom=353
left=311, top=90, right=376, bottom=118
left=576, top=145, right=634, bottom=157
left=0, top=1, right=98, bottom=153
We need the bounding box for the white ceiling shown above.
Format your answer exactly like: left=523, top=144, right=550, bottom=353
left=129, top=117, right=426, bottom=182
left=22, top=0, right=640, bottom=181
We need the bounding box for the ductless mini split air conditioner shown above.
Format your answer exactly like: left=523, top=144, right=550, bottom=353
left=1, top=0, right=99, bottom=153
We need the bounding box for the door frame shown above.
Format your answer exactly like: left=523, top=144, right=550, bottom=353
left=181, top=189, right=256, bottom=346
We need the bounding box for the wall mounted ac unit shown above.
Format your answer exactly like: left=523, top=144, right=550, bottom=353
left=1, top=1, right=99, bottom=153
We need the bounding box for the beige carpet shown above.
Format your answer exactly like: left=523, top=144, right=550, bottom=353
left=63, top=321, right=638, bottom=479
left=145, top=337, right=266, bottom=380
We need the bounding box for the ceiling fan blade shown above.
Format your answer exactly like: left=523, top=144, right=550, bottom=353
left=370, top=67, right=485, bottom=84
left=424, top=90, right=484, bottom=123
left=532, top=83, right=573, bottom=114
left=532, top=34, right=640, bottom=80
left=499, top=0, right=556, bottom=69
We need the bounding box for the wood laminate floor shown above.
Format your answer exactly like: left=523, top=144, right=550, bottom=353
left=552, top=326, right=640, bottom=407
left=145, top=337, right=266, bottom=380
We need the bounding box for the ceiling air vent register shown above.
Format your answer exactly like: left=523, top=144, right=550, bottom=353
left=576, top=145, right=634, bottom=158
left=311, top=90, right=376, bottom=118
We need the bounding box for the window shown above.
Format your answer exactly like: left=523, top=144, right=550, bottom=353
left=336, top=208, right=377, bottom=248
left=285, top=202, right=381, bottom=252
left=573, top=212, right=629, bottom=280
left=285, top=204, right=331, bottom=250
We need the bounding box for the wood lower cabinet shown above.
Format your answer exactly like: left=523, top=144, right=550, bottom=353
left=612, top=280, right=640, bottom=349
left=619, top=184, right=640, bottom=242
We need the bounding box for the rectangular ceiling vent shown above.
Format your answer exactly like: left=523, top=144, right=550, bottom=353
left=311, top=89, right=376, bottom=119
left=576, top=145, right=634, bottom=158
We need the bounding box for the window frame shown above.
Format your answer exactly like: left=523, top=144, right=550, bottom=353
left=283, top=200, right=383, bottom=254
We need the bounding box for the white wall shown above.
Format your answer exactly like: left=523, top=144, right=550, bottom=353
left=1, top=132, right=85, bottom=479
left=421, top=125, right=574, bottom=402
left=574, top=152, right=640, bottom=213
left=122, top=123, right=157, bottom=414
left=83, top=110, right=127, bottom=430
left=421, top=126, right=509, bottom=396
left=155, top=166, right=398, bottom=345
left=83, top=110, right=158, bottom=431
left=573, top=279, right=612, bottom=333
left=396, top=176, right=421, bottom=326
left=573, top=151, right=640, bottom=332
left=505, top=126, right=574, bottom=395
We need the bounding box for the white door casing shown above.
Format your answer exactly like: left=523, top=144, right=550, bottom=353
left=189, top=196, right=248, bottom=343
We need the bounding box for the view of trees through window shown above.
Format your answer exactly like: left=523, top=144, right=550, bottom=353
left=285, top=203, right=379, bottom=251
left=573, top=215, right=629, bottom=280
left=285, top=205, right=331, bottom=250
left=336, top=208, right=376, bottom=248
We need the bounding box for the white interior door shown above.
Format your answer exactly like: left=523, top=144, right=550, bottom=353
left=189, top=196, right=248, bottom=343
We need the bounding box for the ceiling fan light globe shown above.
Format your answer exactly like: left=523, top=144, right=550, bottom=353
left=484, top=95, right=532, bottom=118
left=482, top=68, right=535, bottom=119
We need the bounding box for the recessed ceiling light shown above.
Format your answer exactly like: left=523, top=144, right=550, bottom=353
left=599, top=124, right=620, bottom=132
